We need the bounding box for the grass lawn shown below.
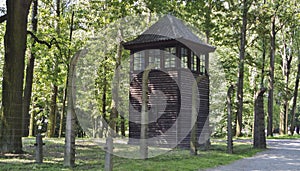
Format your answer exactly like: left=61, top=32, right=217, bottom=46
left=0, top=138, right=262, bottom=171
left=267, top=134, right=300, bottom=139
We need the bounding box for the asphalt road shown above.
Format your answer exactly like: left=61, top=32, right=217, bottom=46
left=204, top=139, right=300, bottom=171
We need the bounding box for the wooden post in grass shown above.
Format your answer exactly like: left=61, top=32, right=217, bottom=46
left=35, top=133, right=44, bottom=163
left=64, top=50, right=84, bottom=167
left=104, top=136, right=113, bottom=171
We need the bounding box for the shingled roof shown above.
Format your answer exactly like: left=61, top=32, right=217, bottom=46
left=123, top=14, right=215, bottom=54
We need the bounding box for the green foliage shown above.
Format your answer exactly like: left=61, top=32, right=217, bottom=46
left=27, top=0, right=85, bottom=135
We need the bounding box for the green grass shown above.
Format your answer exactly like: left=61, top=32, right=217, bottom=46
left=267, top=134, right=300, bottom=139
left=0, top=138, right=262, bottom=171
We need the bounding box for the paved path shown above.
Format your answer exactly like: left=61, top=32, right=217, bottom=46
left=204, top=139, right=300, bottom=171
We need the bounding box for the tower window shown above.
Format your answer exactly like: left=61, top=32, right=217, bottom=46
left=180, top=48, right=188, bottom=68
left=133, top=51, right=145, bottom=70
left=191, top=52, right=197, bottom=71
left=164, top=47, right=176, bottom=68
left=148, top=49, right=161, bottom=69
left=200, top=54, right=205, bottom=73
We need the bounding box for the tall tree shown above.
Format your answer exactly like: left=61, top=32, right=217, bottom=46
left=290, top=41, right=300, bottom=135
left=236, top=0, right=249, bottom=137
left=109, top=32, right=123, bottom=136
left=23, top=0, right=38, bottom=137
left=0, top=0, right=32, bottom=153
left=47, top=0, right=61, bottom=137
left=279, top=29, right=293, bottom=135
left=267, top=1, right=278, bottom=137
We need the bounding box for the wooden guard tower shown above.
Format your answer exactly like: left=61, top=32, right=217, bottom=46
left=123, top=15, right=215, bottom=148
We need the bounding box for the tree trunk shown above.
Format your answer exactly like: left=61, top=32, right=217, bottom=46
left=227, top=85, right=234, bottom=154
left=110, top=81, right=120, bottom=136
left=22, top=0, right=38, bottom=137
left=267, top=15, right=276, bottom=137
left=59, top=79, right=67, bottom=138
left=0, top=0, right=32, bottom=153
left=204, top=1, right=212, bottom=149
left=28, top=104, right=36, bottom=137
left=279, top=104, right=287, bottom=135
left=47, top=85, right=58, bottom=137
left=290, top=40, right=300, bottom=136
left=279, top=33, right=292, bottom=135
left=236, top=0, right=248, bottom=137
left=120, top=112, right=125, bottom=137
left=253, top=88, right=267, bottom=149
left=24, top=52, right=36, bottom=137
left=59, top=10, right=74, bottom=138
left=47, top=0, right=61, bottom=138
left=261, top=37, right=266, bottom=88
left=109, top=30, right=123, bottom=136
left=100, top=81, right=107, bottom=138
left=190, top=80, right=198, bottom=155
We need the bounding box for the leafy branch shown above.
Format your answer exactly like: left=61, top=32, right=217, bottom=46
left=0, top=14, right=7, bottom=23
left=27, top=30, right=61, bottom=52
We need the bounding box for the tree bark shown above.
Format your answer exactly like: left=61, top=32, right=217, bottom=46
left=23, top=0, right=38, bottom=137
left=261, top=37, right=266, bottom=90
left=279, top=31, right=292, bottom=135
left=100, top=80, right=107, bottom=138
left=59, top=79, right=67, bottom=138
left=290, top=40, right=300, bottom=136
left=204, top=1, right=212, bottom=149
left=120, top=114, right=125, bottom=137
left=109, top=29, right=123, bottom=137
left=28, top=105, right=36, bottom=137
left=47, top=85, right=58, bottom=137
left=253, top=88, right=267, bottom=149
left=227, top=85, right=234, bottom=154
left=47, top=0, right=61, bottom=138
left=236, top=0, right=248, bottom=137
left=267, top=15, right=276, bottom=137
left=0, top=0, right=32, bottom=153
left=190, top=79, right=198, bottom=155
left=59, top=10, right=74, bottom=138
